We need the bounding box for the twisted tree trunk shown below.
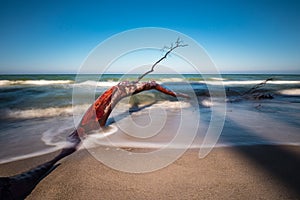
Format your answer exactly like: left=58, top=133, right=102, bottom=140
left=0, top=39, right=189, bottom=199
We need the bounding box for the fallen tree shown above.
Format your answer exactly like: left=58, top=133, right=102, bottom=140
left=0, top=38, right=189, bottom=200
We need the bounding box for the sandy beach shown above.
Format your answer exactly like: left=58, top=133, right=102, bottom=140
left=1, top=145, right=300, bottom=199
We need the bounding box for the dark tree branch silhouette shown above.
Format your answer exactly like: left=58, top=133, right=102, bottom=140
left=242, top=78, right=273, bottom=96
left=136, top=37, right=188, bottom=82
left=227, top=77, right=274, bottom=103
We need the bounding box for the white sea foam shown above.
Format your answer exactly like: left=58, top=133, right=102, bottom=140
left=201, top=99, right=213, bottom=107
left=0, top=80, right=11, bottom=86
left=83, top=125, right=119, bottom=148
left=73, top=80, right=118, bottom=87
left=2, top=79, right=298, bottom=88
left=1, top=106, right=73, bottom=119
left=160, top=78, right=185, bottom=82
left=0, top=80, right=73, bottom=86
left=0, top=79, right=117, bottom=87
left=210, top=77, right=227, bottom=81
left=0, top=147, right=63, bottom=164
left=0, top=100, right=190, bottom=120
left=0, top=104, right=93, bottom=120
left=278, top=88, right=300, bottom=96
left=0, top=125, right=74, bottom=164
left=203, top=80, right=300, bottom=86
left=152, top=101, right=191, bottom=108
left=41, top=127, right=72, bottom=147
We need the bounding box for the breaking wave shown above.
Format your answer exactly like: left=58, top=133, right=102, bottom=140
left=0, top=80, right=74, bottom=86
left=73, top=80, right=118, bottom=87
left=203, top=80, right=300, bottom=86
left=0, top=107, right=73, bottom=119
left=278, top=88, right=300, bottom=96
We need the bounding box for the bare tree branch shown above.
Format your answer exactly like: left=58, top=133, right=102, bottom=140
left=242, top=78, right=273, bottom=96
left=228, top=77, right=274, bottom=103
left=136, top=37, right=188, bottom=82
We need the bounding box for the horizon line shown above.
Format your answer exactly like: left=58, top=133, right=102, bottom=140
left=1, top=72, right=300, bottom=75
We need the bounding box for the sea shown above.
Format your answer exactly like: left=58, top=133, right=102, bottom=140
left=0, top=74, right=300, bottom=164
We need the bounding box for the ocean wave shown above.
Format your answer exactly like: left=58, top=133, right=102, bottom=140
left=73, top=80, right=118, bottom=87
left=0, top=79, right=74, bottom=86
left=75, top=80, right=189, bottom=87
left=2, top=78, right=298, bottom=88
left=151, top=101, right=191, bottom=109
left=0, top=106, right=74, bottom=119
left=0, top=99, right=191, bottom=120
left=278, top=89, right=300, bottom=96
left=0, top=124, right=74, bottom=164
left=0, top=146, right=63, bottom=164
left=160, top=78, right=185, bottom=82
left=204, top=80, right=300, bottom=86
left=209, top=77, right=227, bottom=81
left=200, top=99, right=213, bottom=107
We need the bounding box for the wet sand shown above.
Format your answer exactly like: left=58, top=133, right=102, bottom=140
left=1, top=145, right=300, bottom=199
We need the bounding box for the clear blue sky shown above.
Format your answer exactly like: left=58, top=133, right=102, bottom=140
left=0, top=0, right=299, bottom=74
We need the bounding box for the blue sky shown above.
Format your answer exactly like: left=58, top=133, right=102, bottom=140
left=0, top=0, right=299, bottom=74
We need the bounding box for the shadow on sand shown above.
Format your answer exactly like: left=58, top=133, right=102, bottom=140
left=223, top=118, right=300, bottom=197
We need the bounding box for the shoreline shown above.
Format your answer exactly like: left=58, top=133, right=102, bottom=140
left=1, top=144, right=300, bottom=199
left=2, top=141, right=300, bottom=166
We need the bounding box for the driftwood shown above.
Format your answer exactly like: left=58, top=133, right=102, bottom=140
left=0, top=39, right=189, bottom=199
left=0, top=81, right=190, bottom=200
left=242, top=78, right=274, bottom=100
left=228, top=78, right=274, bottom=102
left=242, top=78, right=273, bottom=96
